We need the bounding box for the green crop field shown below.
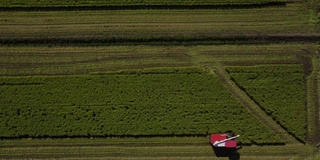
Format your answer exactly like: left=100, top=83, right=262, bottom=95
left=0, top=68, right=284, bottom=145
left=0, top=0, right=320, bottom=159
left=227, top=65, right=307, bottom=142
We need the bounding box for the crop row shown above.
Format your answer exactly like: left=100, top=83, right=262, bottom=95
left=226, top=65, right=307, bottom=143
left=0, top=0, right=289, bottom=7
left=0, top=68, right=283, bottom=144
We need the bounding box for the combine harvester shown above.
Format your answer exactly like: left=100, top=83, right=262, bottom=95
left=210, top=132, right=240, bottom=157
left=210, top=134, right=240, bottom=148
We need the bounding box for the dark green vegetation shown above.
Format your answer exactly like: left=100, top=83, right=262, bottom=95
left=0, top=68, right=284, bottom=144
left=227, top=65, right=306, bottom=142
left=0, top=0, right=320, bottom=159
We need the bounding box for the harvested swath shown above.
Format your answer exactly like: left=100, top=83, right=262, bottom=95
left=0, top=44, right=310, bottom=76
left=0, top=3, right=315, bottom=45
left=0, top=140, right=309, bottom=160
left=0, top=46, right=192, bottom=76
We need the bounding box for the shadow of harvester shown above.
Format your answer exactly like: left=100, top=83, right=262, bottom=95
left=211, top=145, right=241, bottom=160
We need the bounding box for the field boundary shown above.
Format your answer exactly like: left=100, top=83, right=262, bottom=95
left=0, top=2, right=287, bottom=11
left=315, top=57, right=320, bottom=145
left=2, top=35, right=320, bottom=46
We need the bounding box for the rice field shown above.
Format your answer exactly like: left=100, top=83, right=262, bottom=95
left=0, top=0, right=319, bottom=159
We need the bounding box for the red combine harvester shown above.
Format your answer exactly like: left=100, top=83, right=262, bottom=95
left=210, top=134, right=240, bottom=148
left=209, top=133, right=240, bottom=157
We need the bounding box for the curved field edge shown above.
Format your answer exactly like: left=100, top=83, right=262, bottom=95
left=226, top=64, right=307, bottom=143
left=0, top=67, right=284, bottom=145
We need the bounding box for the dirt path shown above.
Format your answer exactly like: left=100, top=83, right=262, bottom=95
left=207, top=64, right=300, bottom=144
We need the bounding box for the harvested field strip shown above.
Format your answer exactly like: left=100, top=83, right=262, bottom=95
left=0, top=138, right=309, bottom=160
left=0, top=46, right=192, bottom=76
left=0, top=3, right=288, bottom=11
left=209, top=65, right=300, bottom=144
left=0, top=44, right=309, bottom=76
left=0, top=3, right=316, bottom=45
left=0, top=146, right=212, bottom=158
left=0, top=5, right=289, bottom=12
left=0, top=137, right=209, bottom=147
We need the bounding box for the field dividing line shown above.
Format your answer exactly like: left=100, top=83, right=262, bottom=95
left=208, top=64, right=300, bottom=144
left=316, top=57, right=320, bottom=145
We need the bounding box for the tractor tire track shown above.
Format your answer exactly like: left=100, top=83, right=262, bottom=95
left=208, top=64, right=300, bottom=144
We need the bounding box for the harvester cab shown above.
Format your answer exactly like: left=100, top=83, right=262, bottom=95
left=210, top=133, right=240, bottom=148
